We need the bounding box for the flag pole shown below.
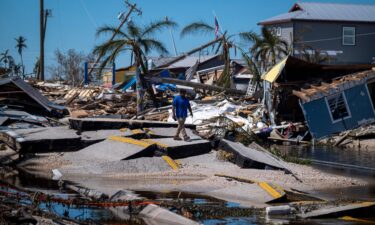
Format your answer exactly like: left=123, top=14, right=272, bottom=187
left=212, top=10, right=224, bottom=34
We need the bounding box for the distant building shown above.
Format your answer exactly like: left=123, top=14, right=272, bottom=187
left=259, top=2, right=375, bottom=65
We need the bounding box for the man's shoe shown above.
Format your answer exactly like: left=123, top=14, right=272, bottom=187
left=173, top=136, right=182, bottom=141
left=183, top=137, right=191, bottom=142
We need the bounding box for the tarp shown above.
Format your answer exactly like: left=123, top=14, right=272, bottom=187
left=121, top=76, right=136, bottom=91
left=261, top=57, right=288, bottom=83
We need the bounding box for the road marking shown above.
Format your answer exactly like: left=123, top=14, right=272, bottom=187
left=109, top=136, right=151, bottom=148
left=258, top=182, right=283, bottom=199
left=141, top=139, right=169, bottom=148
left=131, top=129, right=144, bottom=135
left=214, top=174, right=285, bottom=200
left=340, top=216, right=375, bottom=224
left=119, top=128, right=128, bottom=132
left=162, top=156, right=179, bottom=171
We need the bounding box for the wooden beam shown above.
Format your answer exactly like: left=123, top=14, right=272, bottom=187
left=292, top=90, right=310, bottom=102
left=147, top=77, right=245, bottom=95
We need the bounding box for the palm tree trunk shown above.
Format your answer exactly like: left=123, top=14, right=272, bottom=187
left=20, top=53, right=25, bottom=79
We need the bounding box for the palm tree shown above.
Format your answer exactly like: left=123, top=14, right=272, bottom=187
left=180, top=21, right=232, bottom=88
left=94, top=18, right=177, bottom=113
left=247, top=26, right=289, bottom=71
left=15, top=36, right=27, bottom=78
left=0, top=50, right=12, bottom=69
left=181, top=21, right=256, bottom=88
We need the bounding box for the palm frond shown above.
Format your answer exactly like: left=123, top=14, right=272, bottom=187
left=127, top=22, right=142, bottom=39
left=140, top=39, right=169, bottom=55
left=238, top=31, right=259, bottom=43
left=96, top=25, right=129, bottom=39
left=142, top=19, right=177, bottom=37
left=180, top=21, right=215, bottom=38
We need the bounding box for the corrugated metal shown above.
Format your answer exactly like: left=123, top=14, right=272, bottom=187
left=259, top=2, right=375, bottom=24
left=0, top=77, right=65, bottom=112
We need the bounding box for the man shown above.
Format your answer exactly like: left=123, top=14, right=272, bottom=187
left=172, top=89, right=193, bottom=141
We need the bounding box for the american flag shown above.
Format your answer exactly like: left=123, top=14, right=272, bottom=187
left=214, top=16, right=219, bottom=39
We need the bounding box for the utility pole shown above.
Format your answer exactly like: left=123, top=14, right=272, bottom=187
left=165, top=16, right=178, bottom=56
left=39, top=0, right=44, bottom=80
left=83, top=0, right=141, bottom=85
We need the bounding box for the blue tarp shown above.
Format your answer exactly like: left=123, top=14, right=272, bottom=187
left=121, top=76, right=136, bottom=91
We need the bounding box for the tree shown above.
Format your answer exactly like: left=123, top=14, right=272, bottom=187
left=0, top=50, right=14, bottom=71
left=48, top=49, right=93, bottom=85
left=94, top=18, right=177, bottom=113
left=247, top=26, right=289, bottom=71
left=180, top=21, right=256, bottom=88
left=180, top=21, right=232, bottom=88
left=15, top=36, right=27, bottom=78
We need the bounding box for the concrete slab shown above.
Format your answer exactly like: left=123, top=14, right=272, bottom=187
left=63, top=137, right=156, bottom=164
left=143, top=138, right=211, bottom=159
left=297, top=202, right=375, bottom=219
left=80, top=129, right=134, bottom=145
left=144, top=127, right=199, bottom=139
left=219, top=139, right=288, bottom=170
left=61, top=157, right=174, bottom=175
left=205, top=184, right=275, bottom=205
left=0, top=126, right=81, bottom=153
left=140, top=204, right=201, bottom=225
left=69, top=118, right=196, bottom=131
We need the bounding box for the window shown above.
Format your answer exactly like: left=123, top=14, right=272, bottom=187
left=326, top=93, right=351, bottom=122
left=343, top=27, right=355, bottom=45
left=276, top=27, right=282, bottom=36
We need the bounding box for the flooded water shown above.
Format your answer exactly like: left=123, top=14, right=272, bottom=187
left=1, top=167, right=374, bottom=224
left=278, top=145, right=375, bottom=201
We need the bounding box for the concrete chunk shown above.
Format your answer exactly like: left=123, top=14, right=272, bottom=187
left=80, top=129, right=134, bottom=145
left=63, top=138, right=156, bottom=164
left=140, top=204, right=201, bottom=225
left=297, top=202, right=375, bottom=219
left=69, top=118, right=196, bottom=131
left=0, top=126, right=81, bottom=153
left=145, top=138, right=211, bottom=159
left=219, top=139, right=287, bottom=170
left=145, top=127, right=199, bottom=139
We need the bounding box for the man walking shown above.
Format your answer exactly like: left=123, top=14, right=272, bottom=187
left=172, top=89, right=193, bottom=141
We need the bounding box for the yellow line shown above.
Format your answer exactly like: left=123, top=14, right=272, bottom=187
left=131, top=129, right=144, bottom=135
left=258, top=182, right=283, bottom=199
left=108, top=136, right=151, bottom=148
left=141, top=139, right=169, bottom=148
left=162, top=156, right=179, bottom=171
left=214, top=174, right=285, bottom=200
left=340, top=216, right=375, bottom=224
left=119, top=128, right=128, bottom=132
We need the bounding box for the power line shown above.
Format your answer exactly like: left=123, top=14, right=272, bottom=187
left=80, top=0, right=98, bottom=28
left=294, top=31, right=375, bottom=44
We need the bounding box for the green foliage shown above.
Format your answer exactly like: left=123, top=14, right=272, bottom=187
left=269, top=146, right=311, bottom=165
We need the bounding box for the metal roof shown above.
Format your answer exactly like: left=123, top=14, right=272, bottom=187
left=259, top=2, right=375, bottom=25
left=0, top=76, right=65, bottom=113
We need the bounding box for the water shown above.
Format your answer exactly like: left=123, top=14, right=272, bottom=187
left=278, top=145, right=375, bottom=200
left=2, top=146, right=375, bottom=224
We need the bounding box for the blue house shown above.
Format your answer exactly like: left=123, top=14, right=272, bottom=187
left=293, top=69, right=375, bottom=139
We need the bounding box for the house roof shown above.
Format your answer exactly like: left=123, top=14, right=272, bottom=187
left=0, top=76, right=65, bottom=113
left=293, top=68, right=375, bottom=103
left=259, top=2, right=375, bottom=25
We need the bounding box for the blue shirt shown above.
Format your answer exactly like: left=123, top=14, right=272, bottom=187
left=173, top=95, right=190, bottom=118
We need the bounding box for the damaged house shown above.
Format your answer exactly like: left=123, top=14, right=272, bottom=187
left=294, top=69, right=375, bottom=139
left=261, top=56, right=373, bottom=138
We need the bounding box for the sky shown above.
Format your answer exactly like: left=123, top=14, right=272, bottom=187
left=1, top=0, right=375, bottom=78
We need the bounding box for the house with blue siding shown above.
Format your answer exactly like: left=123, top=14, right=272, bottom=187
left=293, top=69, right=375, bottom=139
